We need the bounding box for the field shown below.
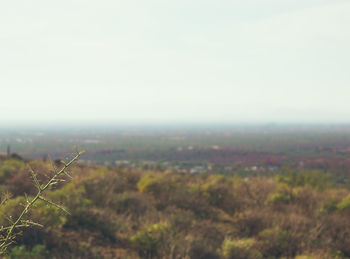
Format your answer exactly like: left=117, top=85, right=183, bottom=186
left=1, top=124, right=350, bottom=177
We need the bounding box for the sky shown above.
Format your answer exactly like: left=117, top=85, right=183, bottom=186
left=0, top=0, right=349, bottom=125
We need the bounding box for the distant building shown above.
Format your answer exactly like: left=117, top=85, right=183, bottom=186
left=190, top=165, right=207, bottom=174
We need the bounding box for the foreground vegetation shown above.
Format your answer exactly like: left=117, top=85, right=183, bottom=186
left=0, top=157, right=350, bottom=258
left=0, top=151, right=82, bottom=255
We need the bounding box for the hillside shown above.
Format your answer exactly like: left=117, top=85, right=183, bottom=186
left=0, top=157, right=350, bottom=258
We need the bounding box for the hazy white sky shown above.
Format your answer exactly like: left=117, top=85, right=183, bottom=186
left=1, top=0, right=349, bottom=124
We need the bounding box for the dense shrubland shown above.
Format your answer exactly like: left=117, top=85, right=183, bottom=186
left=0, top=158, right=350, bottom=258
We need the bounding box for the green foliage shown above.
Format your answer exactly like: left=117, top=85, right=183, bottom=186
left=7, top=244, right=47, bottom=259
left=0, top=160, right=26, bottom=180
left=0, top=197, right=25, bottom=227
left=275, top=169, right=335, bottom=190
left=48, top=183, right=91, bottom=211
left=336, top=194, right=350, bottom=213
left=65, top=209, right=120, bottom=242
left=82, top=169, right=137, bottom=207
left=219, top=238, right=262, bottom=259
left=332, top=250, right=349, bottom=259
left=319, top=194, right=350, bottom=215
left=1, top=155, right=350, bottom=258
left=0, top=160, right=32, bottom=196
left=266, top=184, right=293, bottom=205
left=0, top=166, right=13, bottom=183
left=111, top=192, right=148, bottom=216
left=200, top=175, right=237, bottom=213
left=31, top=199, right=67, bottom=230
left=137, top=174, right=165, bottom=195
left=267, top=192, right=292, bottom=205
left=0, top=150, right=83, bottom=255
left=188, top=239, right=220, bottom=259
left=319, top=200, right=338, bottom=214
left=130, top=222, right=171, bottom=258
left=257, top=227, right=291, bottom=257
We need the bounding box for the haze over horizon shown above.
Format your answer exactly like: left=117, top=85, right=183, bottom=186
left=1, top=0, right=349, bottom=124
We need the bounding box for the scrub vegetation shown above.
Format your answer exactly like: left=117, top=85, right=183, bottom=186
left=0, top=155, right=349, bottom=258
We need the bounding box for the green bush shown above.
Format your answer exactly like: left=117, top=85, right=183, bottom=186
left=0, top=150, right=83, bottom=255
left=7, top=244, right=47, bottom=259
left=111, top=192, right=149, bottom=216
left=31, top=199, right=67, bottom=230
left=47, top=183, right=91, bottom=211
left=336, top=194, right=350, bottom=213
left=64, top=209, right=120, bottom=242
left=0, top=160, right=26, bottom=177
left=130, top=222, right=171, bottom=258
left=0, top=197, right=25, bottom=227
left=82, top=169, right=134, bottom=206
left=319, top=200, right=338, bottom=215
left=0, top=196, right=66, bottom=231
left=257, top=227, right=291, bottom=257
left=3, top=162, right=37, bottom=196
left=0, top=166, right=13, bottom=183
left=137, top=174, right=166, bottom=195
left=188, top=239, right=220, bottom=259
left=200, top=175, right=238, bottom=213
left=219, top=238, right=262, bottom=259
left=275, top=169, right=335, bottom=190
left=266, top=184, right=293, bottom=206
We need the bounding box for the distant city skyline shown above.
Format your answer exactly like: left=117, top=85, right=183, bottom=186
left=1, top=0, right=349, bottom=124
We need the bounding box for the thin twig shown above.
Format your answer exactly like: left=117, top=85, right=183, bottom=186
left=0, top=150, right=83, bottom=254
